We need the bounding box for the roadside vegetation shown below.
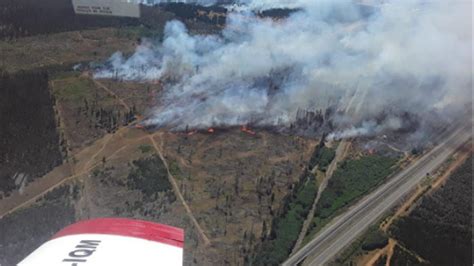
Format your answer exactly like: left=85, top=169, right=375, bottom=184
left=251, top=143, right=336, bottom=265
left=331, top=225, right=389, bottom=265
left=309, top=145, right=336, bottom=171
left=305, top=155, right=399, bottom=240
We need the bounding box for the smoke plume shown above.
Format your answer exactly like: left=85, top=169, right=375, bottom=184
left=95, top=0, right=472, bottom=138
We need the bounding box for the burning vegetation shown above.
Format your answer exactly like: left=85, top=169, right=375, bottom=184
left=94, top=0, right=471, bottom=147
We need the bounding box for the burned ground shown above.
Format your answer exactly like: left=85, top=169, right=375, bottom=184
left=158, top=129, right=317, bottom=264
left=69, top=134, right=211, bottom=265
left=0, top=71, right=62, bottom=195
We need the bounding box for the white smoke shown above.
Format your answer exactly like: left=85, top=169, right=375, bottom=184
left=327, top=116, right=403, bottom=140
left=95, top=0, right=472, bottom=136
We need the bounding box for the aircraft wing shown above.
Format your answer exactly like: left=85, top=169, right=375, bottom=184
left=19, top=218, right=184, bottom=266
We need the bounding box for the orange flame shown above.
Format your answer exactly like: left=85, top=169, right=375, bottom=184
left=241, top=125, right=256, bottom=135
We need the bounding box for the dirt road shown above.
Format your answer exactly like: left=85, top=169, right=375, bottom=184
left=149, top=134, right=211, bottom=246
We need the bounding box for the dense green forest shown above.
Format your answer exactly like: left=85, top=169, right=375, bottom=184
left=0, top=71, right=62, bottom=194
left=389, top=155, right=472, bottom=265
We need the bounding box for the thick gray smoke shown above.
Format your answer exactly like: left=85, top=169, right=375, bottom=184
left=95, top=0, right=472, bottom=138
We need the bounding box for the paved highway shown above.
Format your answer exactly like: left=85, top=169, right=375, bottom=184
left=284, top=123, right=472, bottom=266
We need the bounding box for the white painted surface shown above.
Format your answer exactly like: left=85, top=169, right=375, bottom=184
left=72, top=0, right=140, bottom=18
left=19, top=233, right=183, bottom=266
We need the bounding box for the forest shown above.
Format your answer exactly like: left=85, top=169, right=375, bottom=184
left=0, top=70, right=62, bottom=195
left=389, top=155, right=472, bottom=265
